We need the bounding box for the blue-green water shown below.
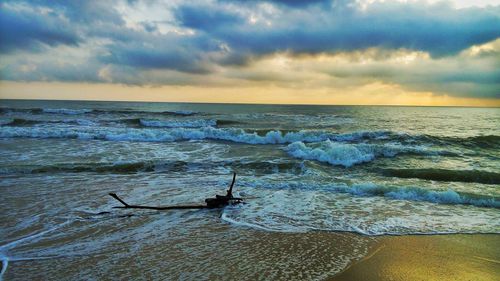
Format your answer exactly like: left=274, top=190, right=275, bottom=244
left=0, top=100, right=499, bottom=279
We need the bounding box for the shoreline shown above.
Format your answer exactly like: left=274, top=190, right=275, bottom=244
left=2, top=216, right=499, bottom=280
left=331, top=233, right=500, bottom=281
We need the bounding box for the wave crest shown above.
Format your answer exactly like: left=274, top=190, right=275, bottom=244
left=285, top=140, right=435, bottom=167
left=0, top=126, right=392, bottom=144
left=243, top=180, right=499, bottom=208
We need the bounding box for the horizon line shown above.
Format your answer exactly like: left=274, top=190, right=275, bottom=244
left=1, top=98, right=499, bottom=109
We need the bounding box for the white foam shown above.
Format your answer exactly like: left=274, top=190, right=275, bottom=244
left=0, top=221, right=71, bottom=251
left=286, top=141, right=375, bottom=167
left=241, top=179, right=500, bottom=208
left=226, top=179, right=500, bottom=235
left=341, top=183, right=500, bottom=208
left=285, top=140, right=432, bottom=167
left=0, top=126, right=391, bottom=145
left=220, top=212, right=277, bottom=232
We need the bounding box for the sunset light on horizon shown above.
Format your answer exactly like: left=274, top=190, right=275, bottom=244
left=1, top=0, right=499, bottom=106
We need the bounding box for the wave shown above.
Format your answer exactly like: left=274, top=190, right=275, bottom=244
left=0, top=107, right=197, bottom=116
left=1, top=118, right=41, bottom=126
left=42, top=108, right=93, bottom=115
left=360, top=132, right=500, bottom=150
left=0, top=107, right=43, bottom=114
left=0, top=125, right=494, bottom=157
left=139, top=119, right=217, bottom=128
left=166, top=110, right=196, bottom=116
left=447, top=135, right=500, bottom=148
left=94, top=109, right=197, bottom=116
left=345, top=183, right=499, bottom=208
left=2, top=117, right=212, bottom=128
left=0, top=118, right=96, bottom=127
left=413, top=134, right=500, bottom=149
left=285, top=140, right=439, bottom=167
left=0, top=126, right=393, bottom=144
left=0, top=160, right=307, bottom=175
left=1, top=162, right=164, bottom=174
left=2, top=117, right=243, bottom=130
left=381, top=168, right=500, bottom=184
left=243, top=180, right=499, bottom=208
left=215, top=119, right=244, bottom=126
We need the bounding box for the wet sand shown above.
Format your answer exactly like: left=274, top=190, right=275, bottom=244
left=332, top=234, right=500, bottom=281
left=2, top=211, right=498, bottom=281
left=2, top=215, right=376, bottom=280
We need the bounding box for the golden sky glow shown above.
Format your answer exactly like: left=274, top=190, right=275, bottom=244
left=2, top=81, right=499, bottom=107
left=0, top=0, right=499, bottom=106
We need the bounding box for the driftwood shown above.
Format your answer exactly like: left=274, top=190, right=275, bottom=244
left=109, top=173, right=242, bottom=210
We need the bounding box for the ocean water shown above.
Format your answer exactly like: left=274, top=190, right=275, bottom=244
left=0, top=100, right=499, bottom=279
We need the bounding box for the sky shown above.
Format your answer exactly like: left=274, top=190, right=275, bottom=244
left=0, top=0, right=499, bottom=106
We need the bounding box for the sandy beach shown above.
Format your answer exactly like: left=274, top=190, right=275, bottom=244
left=3, top=213, right=498, bottom=281
left=1, top=218, right=373, bottom=280
left=333, top=234, right=500, bottom=281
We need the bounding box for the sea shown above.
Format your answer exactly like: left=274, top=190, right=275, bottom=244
left=0, top=100, right=499, bottom=280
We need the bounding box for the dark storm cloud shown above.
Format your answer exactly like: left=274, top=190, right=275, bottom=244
left=175, top=1, right=500, bottom=59
left=100, top=42, right=212, bottom=74
left=97, top=28, right=228, bottom=74
left=0, top=3, right=80, bottom=53
left=0, top=0, right=499, bottom=99
left=2, top=1, right=499, bottom=63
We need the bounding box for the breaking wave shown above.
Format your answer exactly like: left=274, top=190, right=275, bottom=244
left=0, top=126, right=391, bottom=144
left=285, top=140, right=439, bottom=167
left=382, top=168, right=500, bottom=184
left=243, top=180, right=499, bottom=208
left=345, top=183, right=499, bottom=208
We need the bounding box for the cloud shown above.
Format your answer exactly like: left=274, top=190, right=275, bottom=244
left=0, top=0, right=499, bottom=100
left=175, top=1, right=500, bottom=59
left=218, top=0, right=329, bottom=8
left=0, top=2, right=80, bottom=53
left=98, top=36, right=220, bottom=74
left=174, top=4, right=244, bottom=30
left=221, top=40, right=500, bottom=98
